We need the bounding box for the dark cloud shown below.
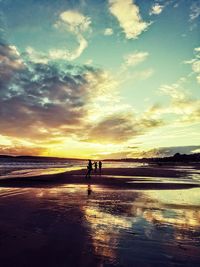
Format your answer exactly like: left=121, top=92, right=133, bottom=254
left=93, top=150, right=133, bottom=160
left=85, top=113, right=163, bottom=144
left=0, top=144, right=46, bottom=156
left=0, top=43, right=99, bottom=140
left=140, top=145, right=200, bottom=158
left=84, top=113, right=138, bottom=143
left=0, top=43, right=164, bottom=148
left=0, top=44, right=24, bottom=89
left=127, top=146, right=139, bottom=149
left=95, top=145, right=200, bottom=159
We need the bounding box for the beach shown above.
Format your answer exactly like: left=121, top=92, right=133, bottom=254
left=0, top=165, right=200, bottom=267
left=1, top=1, right=200, bottom=266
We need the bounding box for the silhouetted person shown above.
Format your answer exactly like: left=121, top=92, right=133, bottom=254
left=99, top=161, right=102, bottom=174
left=86, top=159, right=93, bottom=179
left=94, top=161, right=98, bottom=173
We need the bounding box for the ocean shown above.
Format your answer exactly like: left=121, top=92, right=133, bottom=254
left=0, top=158, right=144, bottom=179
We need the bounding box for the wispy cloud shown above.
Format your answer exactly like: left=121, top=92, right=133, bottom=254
left=123, top=51, right=149, bottom=67
left=104, top=28, right=113, bottom=36
left=149, top=3, right=165, bottom=15
left=123, top=69, right=154, bottom=82
left=109, top=0, right=150, bottom=39
left=51, top=10, right=91, bottom=61
left=25, top=46, right=49, bottom=64
left=184, top=46, right=200, bottom=84
left=119, top=51, right=152, bottom=82
left=25, top=10, right=92, bottom=63
left=189, top=1, right=200, bottom=21
left=159, top=77, right=200, bottom=122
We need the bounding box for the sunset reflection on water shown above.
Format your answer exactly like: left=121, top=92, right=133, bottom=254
left=0, top=185, right=200, bottom=266
left=83, top=205, right=133, bottom=262
left=82, top=187, right=200, bottom=265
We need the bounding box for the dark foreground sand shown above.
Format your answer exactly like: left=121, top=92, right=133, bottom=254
left=0, top=166, right=199, bottom=190
left=0, top=167, right=200, bottom=267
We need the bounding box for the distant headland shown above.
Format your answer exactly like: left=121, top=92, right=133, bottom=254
left=0, top=153, right=200, bottom=163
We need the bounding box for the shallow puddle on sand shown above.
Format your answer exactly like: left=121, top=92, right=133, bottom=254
left=0, top=185, right=200, bottom=266
left=81, top=186, right=200, bottom=266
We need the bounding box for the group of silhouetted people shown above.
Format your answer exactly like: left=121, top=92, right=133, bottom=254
left=85, top=160, right=102, bottom=179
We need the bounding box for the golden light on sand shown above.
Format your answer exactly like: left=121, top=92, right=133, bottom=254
left=83, top=206, right=132, bottom=260
left=131, top=189, right=200, bottom=241
left=143, top=209, right=200, bottom=230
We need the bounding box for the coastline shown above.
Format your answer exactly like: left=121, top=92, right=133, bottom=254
left=0, top=166, right=199, bottom=190
left=0, top=166, right=200, bottom=267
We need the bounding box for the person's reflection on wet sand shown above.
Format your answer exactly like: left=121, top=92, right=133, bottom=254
left=87, top=184, right=92, bottom=196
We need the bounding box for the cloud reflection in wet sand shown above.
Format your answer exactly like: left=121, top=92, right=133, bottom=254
left=0, top=185, right=200, bottom=266
left=83, top=205, right=133, bottom=263
left=82, top=187, right=200, bottom=266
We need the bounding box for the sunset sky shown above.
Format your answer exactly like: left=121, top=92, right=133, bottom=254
left=0, top=0, right=200, bottom=159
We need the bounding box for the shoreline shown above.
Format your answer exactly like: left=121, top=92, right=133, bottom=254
left=0, top=167, right=199, bottom=190
left=0, top=167, right=200, bottom=267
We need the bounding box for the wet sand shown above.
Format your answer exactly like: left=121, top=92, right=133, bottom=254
left=0, top=167, right=200, bottom=267
left=0, top=166, right=199, bottom=190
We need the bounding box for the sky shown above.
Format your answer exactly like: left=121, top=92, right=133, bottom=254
left=0, top=0, right=200, bottom=159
